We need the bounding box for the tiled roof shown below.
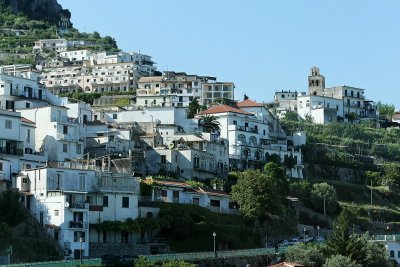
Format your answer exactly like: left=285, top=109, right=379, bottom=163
left=199, top=105, right=252, bottom=115
left=236, top=99, right=264, bottom=107
left=268, top=262, right=304, bottom=267
left=21, top=117, right=35, bottom=124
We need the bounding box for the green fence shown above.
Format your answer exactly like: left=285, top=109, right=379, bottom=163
left=371, top=234, right=400, bottom=241
left=145, top=247, right=286, bottom=262
left=2, top=258, right=101, bottom=267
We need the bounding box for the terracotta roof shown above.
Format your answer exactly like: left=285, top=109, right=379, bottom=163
left=236, top=99, right=264, bottom=107
left=199, top=105, right=252, bottom=115
left=21, top=117, right=35, bottom=124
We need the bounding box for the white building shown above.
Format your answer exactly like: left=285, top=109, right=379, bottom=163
left=0, top=110, right=47, bottom=184
left=297, top=94, right=343, bottom=124
left=17, top=167, right=96, bottom=259
left=18, top=106, right=84, bottom=162
left=198, top=100, right=304, bottom=178
left=140, top=179, right=236, bottom=214
left=201, top=82, right=235, bottom=106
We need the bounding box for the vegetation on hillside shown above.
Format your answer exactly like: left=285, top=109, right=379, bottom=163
left=285, top=210, right=395, bottom=267
left=0, top=2, right=119, bottom=65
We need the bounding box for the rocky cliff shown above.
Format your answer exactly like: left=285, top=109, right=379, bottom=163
left=4, top=0, right=71, bottom=24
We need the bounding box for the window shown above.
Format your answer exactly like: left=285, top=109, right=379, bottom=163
left=74, top=231, right=85, bottom=242
left=121, top=231, right=129, bottom=243
left=54, top=210, right=59, bottom=216
left=112, top=114, right=117, bottom=119
left=161, top=155, right=166, bottom=164
left=0, top=162, right=3, bottom=171
left=390, top=250, right=394, bottom=258
left=79, top=175, right=85, bottom=191
left=76, top=144, right=82, bottom=154
left=5, top=120, right=12, bottom=129
left=210, top=199, right=220, bottom=207
left=173, top=191, right=179, bottom=199
left=193, top=197, right=199, bottom=205
left=122, top=197, right=129, bottom=208
left=103, top=196, right=108, bottom=207
left=63, top=143, right=68, bottom=153
left=26, top=129, right=31, bottom=143
left=63, top=125, right=68, bottom=134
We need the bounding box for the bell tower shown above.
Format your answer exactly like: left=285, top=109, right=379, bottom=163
left=308, top=66, right=325, bottom=95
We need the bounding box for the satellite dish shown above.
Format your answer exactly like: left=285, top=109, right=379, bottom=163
left=64, top=202, right=70, bottom=208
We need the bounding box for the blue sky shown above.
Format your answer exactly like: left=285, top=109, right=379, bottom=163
left=58, top=0, right=400, bottom=108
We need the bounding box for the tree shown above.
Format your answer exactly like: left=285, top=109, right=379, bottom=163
left=162, top=260, right=197, bottom=267
left=187, top=98, right=200, bottom=119
left=134, top=256, right=155, bottom=267
left=323, top=255, right=361, bottom=267
left=347, top=112, right=358, bottom=122
left=265, top=153, right=281, bottom=164
left=378, top=102, right=395, bottom=121
left=282, top=111, right=299, bottom=122
left=199, top=115, right=220, bottom=133
left=231, top=169, right=287, bottom=221
left=310, top=183, right=337, bottom=216
left=0, top=223, right=13, bottom=252
left=0, top=190, right=26, bottom=227
left=285, top=243, right=325, bottom=267
left=325, top=210, right=366, bottom=265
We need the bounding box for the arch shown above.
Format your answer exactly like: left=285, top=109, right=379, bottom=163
left=255, top=150, right=262, bottom=160
left=200, top=155, right=206, bottom=170
left=249, top=136, right=257, bottom=146
left=238, top=134, right=246, bottom=143
left=243, top=148, right=251, bottom=159
left=209, top=157, right=216, bottom=172
left=193, top=155, right=199, bottom=168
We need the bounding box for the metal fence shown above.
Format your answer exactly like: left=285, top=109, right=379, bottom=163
left=1, top=258, right=101, bottom=267
left=145, top=247, right=286, bottom=262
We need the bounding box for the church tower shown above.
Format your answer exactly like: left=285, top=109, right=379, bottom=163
left=308, top=66, right=325, bottom=95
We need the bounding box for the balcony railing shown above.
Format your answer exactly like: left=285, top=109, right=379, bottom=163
left=69, top=202, right=88, bottom=209
left=0, top=147, right=23, bottom=156
left=56, top=133, right=78, bottom=141
left=69, top=221, right=88, bottom=229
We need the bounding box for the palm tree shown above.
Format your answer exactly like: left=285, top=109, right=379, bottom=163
left=200, top=115, right=220, bottom=133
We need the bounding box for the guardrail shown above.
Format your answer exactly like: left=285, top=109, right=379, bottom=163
left=2, top=258, right=101, bottom=267
left=145, top=247, right=286, bottom=262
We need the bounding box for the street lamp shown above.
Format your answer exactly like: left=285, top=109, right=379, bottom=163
left=79, top=237, right=83, bottom=266
left=303, top=228, right=306, bottom=242
left=213, top=232, right=217, bottom=258
left=317, top=226, right=320, bottom=239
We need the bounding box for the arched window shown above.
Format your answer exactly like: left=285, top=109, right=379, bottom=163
left=390, top=250, right=395, bottom=258
left=265, top=152, right=270, bottom=160
left=200, top=156, right=206, bottom=170
left=193, top=155, right=199, bottom=168
left=249, top=136, right=257, bottom=146
left=238, top=134, right=246, bottom=143
left=209, top=157, right=215, bottom=172
left=255, top=150, right=262, bottom=160
left=243, top=148, right=250, bottom=159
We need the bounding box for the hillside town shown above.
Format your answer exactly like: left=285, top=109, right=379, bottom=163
left=1, top=1, right=399, bottom=267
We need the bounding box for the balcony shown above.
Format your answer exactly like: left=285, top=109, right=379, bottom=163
left=0, top=139, right=23, bottom=156
left=69, top=221, right=88, bottom=229
left=236, top=125, right=259, bottom=134
left=68, top=202, right=88, bottom=210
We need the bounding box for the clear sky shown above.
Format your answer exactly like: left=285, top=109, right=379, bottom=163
left=58, top=0, right=400, bottom=108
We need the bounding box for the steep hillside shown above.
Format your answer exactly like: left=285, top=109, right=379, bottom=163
left=4, top=0, right=71, bottom=25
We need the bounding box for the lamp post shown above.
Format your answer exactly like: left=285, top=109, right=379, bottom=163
left=317, top=226, right=320, bottom=239
left=303, top=228, right=306, bottom=242
left=213, top=232, right=217, bottom=258
left=79, top=237, right=83, bottom=266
